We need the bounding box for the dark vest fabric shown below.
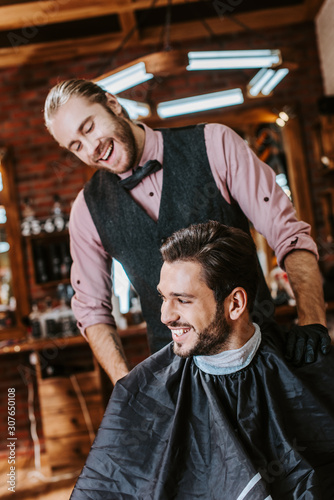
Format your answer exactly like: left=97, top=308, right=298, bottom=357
left=84, top=125, right=274, bottom=353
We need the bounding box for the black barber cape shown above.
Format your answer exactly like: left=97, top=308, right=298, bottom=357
left=71, top=326, right=334, bottom=500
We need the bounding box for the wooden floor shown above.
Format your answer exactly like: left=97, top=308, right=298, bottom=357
left=0, top=456, right=78, bottom=500
left=15, top=480, right=75, bottom=500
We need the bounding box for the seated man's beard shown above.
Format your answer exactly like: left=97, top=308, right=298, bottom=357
left=174, top=302, right=232, bottom=358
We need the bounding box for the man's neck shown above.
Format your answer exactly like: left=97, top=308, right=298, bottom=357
left=131, top=121, right=146, bottom=165
left=224, top=318, right=256, bottom=351
left=194, top=323, right=261, bottom=375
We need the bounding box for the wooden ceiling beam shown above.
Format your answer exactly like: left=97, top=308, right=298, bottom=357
left=0, top=33, right=121, bottom=68
left=0, top=0, right=203, bottom=31
left=145, top=105, right=279, bottom=130
left=304, top=0, right=326, bottom=18
left=95, top=49, right=189, bottom=83
left=0, top=2, right=320, bottom=69
left=140, top=5, right=309, bottom=44
left=119, top=12, right=140, bottom=43
left=0, top=0, right=321, bottom=33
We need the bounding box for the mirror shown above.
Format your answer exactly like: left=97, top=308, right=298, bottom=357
left=0, top=147, right=30, bottom=338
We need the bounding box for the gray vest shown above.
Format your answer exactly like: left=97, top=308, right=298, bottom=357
left=84, top=125, right=273, bottom=353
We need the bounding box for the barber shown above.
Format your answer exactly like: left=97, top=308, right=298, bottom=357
left=44, top=79, right=330, bottom=384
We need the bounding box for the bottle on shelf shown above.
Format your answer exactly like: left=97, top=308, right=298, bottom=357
left=43, top=217, right=55, bottom=233
left=48, top=243, right=62, bottom=281
left=129, top=297, right=144, bottom=325
left=59, top=241, right=72, bottom=279
left=21, top=197, right=42, bottom=236
left=33, top=244, right=49, bottom=284
left=39, top=297, right=59, bottom=338
left=52, top=194, right=65, bottom=232
left=56, top=284, right=77, bottom=336
left=29, top=303, right=42, bottom=339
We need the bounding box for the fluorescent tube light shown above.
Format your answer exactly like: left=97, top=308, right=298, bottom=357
left=117, top=97, right=151, bottom=120
left=97, top=62, right=154, bottom=94
left=157, top=88, right=244, bottom=119
left=187, top=50, right=281, bottom=70
left=248, top=69, right=275, bottom=96
left=189, top=50, right=280, bottom=59
left=261, top=68, right=289, bottom=95
left=248, top=68, right=289, bottom=97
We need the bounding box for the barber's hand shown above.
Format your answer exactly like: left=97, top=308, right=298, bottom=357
left=285, top=324, right=331, bottom=365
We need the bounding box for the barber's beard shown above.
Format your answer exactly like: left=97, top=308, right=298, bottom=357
left=173, top=303, right=232, bottom=358
left=97, top=108, right=138, bottom=174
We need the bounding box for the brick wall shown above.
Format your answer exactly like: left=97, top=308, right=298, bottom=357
left=0, top=22, right=329, bottom=266
left=0, top=21, right=329, bottom=460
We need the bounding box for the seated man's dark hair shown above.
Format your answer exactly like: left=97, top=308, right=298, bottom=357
left=160, top=221, right=260, bottom=311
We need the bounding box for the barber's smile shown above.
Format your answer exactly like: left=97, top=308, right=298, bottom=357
left=97, top=140, right=114, bottom=164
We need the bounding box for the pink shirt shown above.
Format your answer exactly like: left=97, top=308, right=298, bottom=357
left=69, top=123, right=318, bottom=336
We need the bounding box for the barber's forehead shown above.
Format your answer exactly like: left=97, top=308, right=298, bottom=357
left=50, top=96, right=95, bottom=144
left=66, top=94, right=95, bottom=108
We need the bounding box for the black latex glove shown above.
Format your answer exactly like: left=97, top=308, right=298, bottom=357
left=285, top=323, right=331, bottom=365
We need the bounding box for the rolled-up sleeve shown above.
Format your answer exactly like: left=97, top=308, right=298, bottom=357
left=205, top=124, right=318, bottom=269
left=69, top=190, right=116, bottom=339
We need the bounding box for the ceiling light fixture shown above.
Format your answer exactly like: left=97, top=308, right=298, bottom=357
left=248, top=68, right=289, bottom=97
left=97, top=62, right=154, bottom=94
left=187, top=50, right=281, bottom=70
left=276, top=109, right=290, bottom=128
left=94, top=48, right=290, bottom=120
left=157, top=88, right=244, bottom=119
left=276, top=118, right=286, bottom=127
left=261, top=68, right=289, bottom=95
left=278, top=111, right=289, bottom=122
left=248, top=69, right=275, bottom=97
left=117, top=97, right=151, bottom=120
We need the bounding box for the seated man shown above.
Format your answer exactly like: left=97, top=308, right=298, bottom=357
left=71, top=222, right=334, bottom=500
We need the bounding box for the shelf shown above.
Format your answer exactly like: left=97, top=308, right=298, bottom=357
left=26, top=229, right=72, bottom=285
left=24, top=229, right=69, bottom=240
left=35, top=278, right=71, bottom=288
left=0, top=323, right=147, bottom=355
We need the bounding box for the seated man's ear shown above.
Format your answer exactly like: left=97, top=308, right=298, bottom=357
left=105, top=93, right=124, bottom=116
left=226, top=287, right=248, bottom=321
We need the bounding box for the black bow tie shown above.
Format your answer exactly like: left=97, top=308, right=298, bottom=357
left=118, top=160, right=162, bottom=190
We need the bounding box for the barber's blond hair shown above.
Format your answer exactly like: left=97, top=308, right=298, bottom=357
left=44, top=79, right=108, bottom=132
